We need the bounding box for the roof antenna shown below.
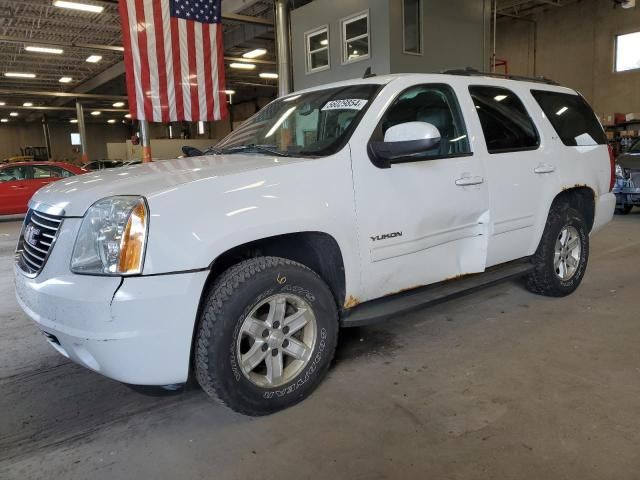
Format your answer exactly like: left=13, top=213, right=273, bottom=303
left=363, top=67, right=376, bottom=79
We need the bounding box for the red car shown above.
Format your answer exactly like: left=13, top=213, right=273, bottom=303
left=0, top=162, right=87, bottom=215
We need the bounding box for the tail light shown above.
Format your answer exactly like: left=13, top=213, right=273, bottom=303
left=608, top=144, right=615, bottom=192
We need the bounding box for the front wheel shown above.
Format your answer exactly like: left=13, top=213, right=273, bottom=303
left=615, top=205, right=633, bottom=215
left=195, top=257, right=339, bottom=416
left=526, top=203, right=589, bottom=297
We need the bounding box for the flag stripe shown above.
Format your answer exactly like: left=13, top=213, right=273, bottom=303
left=152, top=0, right=170, bottom=123
left=119, top=0, right=226, bottom=122
left=186, top=20, right=199, bottom=122
left=118, top=0, right=138, bottom=119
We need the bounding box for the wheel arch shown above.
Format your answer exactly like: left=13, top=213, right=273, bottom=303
left=551, top=186, right=596, bottom=232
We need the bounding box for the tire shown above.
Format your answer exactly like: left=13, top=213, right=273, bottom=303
left=526, top=203, right=589, bottom=297
left=195, top=256, right=339, bottom=416
left=615, top=205, right=633, bottom=215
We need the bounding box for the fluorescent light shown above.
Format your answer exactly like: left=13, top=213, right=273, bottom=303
left=242, top=48, right=267, bottom=59
left=70, top=119, right=78, bottom=123
left=1, top=119, right=7, bottom=123
left=59, top=76, right=72, bottom=83
left=107, top=119, right=116, bottom=124
left=0, top=102, right=5, bottom=106
left=230, top=62, right=256, bottom=70
left=86, top=55, right=102, bottom=63
left=494, top=95, right=508, bottom=102
left=259, top=72, right=278, bottom=79
left=9, top=112, right=18, bottom=117
left=53, top=1, right=104, bottom=13
left=124, top=113, right=131, bottom=119
left=224, top=90, right=235, bottom=95
left=23, top=102, right=33, bottom=107
left=556, top=106, right=568, bottom=116
left=5, top=72, right=36, bottom=78
left=25, top=45, right=63, bottom=54
left=198, top=121, right=205, bottom=135
left=265, top=106, right=296, bottom=138
left=91, top=111, right=101, bottom=116
left=112, top=101, right=125, bottom=107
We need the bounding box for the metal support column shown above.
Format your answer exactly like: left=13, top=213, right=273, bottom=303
left=41, top=115, right=52, bottom=160
left=274, top=0, right=292, bottom=97
left=75, top=101, right=89, bottom=163
left=140, top=119, right=152, bottom=163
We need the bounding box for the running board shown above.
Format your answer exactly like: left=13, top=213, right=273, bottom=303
left=340, top=259, right=534, bottom=327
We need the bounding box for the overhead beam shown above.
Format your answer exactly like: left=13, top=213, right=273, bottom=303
left=0, top=105, right=128, bottom=112
left=0, top=88, right=126, bottom=100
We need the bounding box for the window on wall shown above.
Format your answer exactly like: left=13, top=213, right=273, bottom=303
left=305, top=26, right=330, bottom=73
left=615, top=31, right=640, bottom=72
left=341, top=11, right=370, bottom=64
left=403, top=0, right=422, bottom=55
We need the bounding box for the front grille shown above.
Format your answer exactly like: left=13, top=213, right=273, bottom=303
left=15, top=209, right=63, bottom=276
left=630, top=171, right=640, bottom=188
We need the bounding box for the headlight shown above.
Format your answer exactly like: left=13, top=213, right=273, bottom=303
left=71, top=196, right=148, bottom=275
left=615, top=163, right=624, bottom=178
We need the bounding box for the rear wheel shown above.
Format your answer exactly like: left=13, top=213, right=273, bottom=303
left=195, top=256, right=339, bottom=416
left=526, top=203, right=589, bottom=297
left=615, top=205, right=633, bottom=215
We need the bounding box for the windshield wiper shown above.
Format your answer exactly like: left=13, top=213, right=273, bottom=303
left=221, top=144, right=291, bottom=157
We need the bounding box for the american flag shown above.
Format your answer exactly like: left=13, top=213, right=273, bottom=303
left=119, top=0, right=228, bottom=123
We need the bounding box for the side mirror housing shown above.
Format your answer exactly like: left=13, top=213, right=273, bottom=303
left=368, top=121, right=441, bottom=168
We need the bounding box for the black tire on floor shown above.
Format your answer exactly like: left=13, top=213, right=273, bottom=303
left=615, top=205, right=633, bottom=215
left=195, top=256, right=339, bottom=416
left=526, top=202, right=589, bottom=297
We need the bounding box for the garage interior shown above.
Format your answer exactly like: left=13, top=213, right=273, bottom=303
left=2, top=0, right=640, bottom=478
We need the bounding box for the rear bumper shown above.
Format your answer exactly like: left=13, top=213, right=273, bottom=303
left=15, top=265, right=208, bottom=385
left=592, top=192, right=615, bottom=233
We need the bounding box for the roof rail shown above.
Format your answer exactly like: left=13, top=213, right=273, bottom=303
left=442, top=67, right=559, bottom=86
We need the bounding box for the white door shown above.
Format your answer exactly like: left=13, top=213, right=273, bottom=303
left=349, top=81, right=490, bottom=302
left=467, top=85, right=553, bottom=266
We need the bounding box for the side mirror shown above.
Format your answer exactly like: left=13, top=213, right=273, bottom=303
left=182, top=145, right=203, bottom=157
left=368, top=121, right=441, bottom=168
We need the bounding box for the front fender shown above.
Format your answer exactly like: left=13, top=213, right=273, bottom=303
left=142, top=152, right=362, bottom=296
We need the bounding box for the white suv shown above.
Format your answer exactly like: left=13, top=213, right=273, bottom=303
left=14, top=72, right=615, bottom=415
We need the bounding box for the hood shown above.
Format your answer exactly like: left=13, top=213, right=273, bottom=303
left=617, top=152, right=640, bottom=170
left=31, top=154, right=307, bottom=216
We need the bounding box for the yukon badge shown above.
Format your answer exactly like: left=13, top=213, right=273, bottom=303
left=370, top=232, right=403, bottom=242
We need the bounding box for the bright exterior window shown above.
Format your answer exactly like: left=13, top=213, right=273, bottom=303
left=305, top=26, right=330, bottom=73
left=341, top=11, right=370, bottom=64
left=615, top=31, right=640, bottom=72
left=403, top=0, right=422, bottom=55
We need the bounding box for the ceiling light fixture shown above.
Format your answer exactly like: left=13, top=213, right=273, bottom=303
left=124, top=113, right=132, bottom=119
left=0, top=102, right=5, bottom=106
left=242, top=48, right=267, bottom=59
left=107, top=119, right=116, bottom=124
left=70, top=119, right=78, bottom=123
left=9, top=112, right=19, bottom=117
left=112, top=101, right=125, bottom=107
left=25, top=45, right=64, bottom=55
left=86, top=55, right=102, bottom=63
left=230, top=62, right=256, bottom=70
left=5, top=72, right=36, bottom=78
left=259, top=72, right=278, bottom=79
left=91, top=111, right=101, bottom=116
left=23, top=102, right=33, bottom=107
left=0, top=119, right=7, bottom=123
left=52, top=1, right=104, bottom=13
left=59, top=76, right=73, bottom=83
left=224, top=90, right=236, bottom=95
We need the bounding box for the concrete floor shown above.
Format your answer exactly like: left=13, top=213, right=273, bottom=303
left=1, top=214, right=640, bottom=480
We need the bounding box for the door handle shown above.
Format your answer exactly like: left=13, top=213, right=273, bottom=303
left=455, top=176, right=484, bottom=186
left=534, top=164, right=555, bottom=174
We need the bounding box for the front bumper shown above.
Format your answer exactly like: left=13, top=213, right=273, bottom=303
left=613, top=178, right=640, bottom=207
left=14, top=227, right=208, bottom=385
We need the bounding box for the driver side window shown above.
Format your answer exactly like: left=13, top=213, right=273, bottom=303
left=0, top=166, right=28, bottom=183
left=372, top=83, right=471, bottom=159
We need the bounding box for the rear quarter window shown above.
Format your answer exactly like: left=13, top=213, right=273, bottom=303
left=531, top=90, right=607, bottom=146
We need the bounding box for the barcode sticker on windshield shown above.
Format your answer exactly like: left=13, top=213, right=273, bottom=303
left=321, top=99, right=368, bottom=111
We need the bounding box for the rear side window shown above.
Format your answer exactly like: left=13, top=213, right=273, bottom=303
left=469, top=86, right=539, bottom=154
left=531, top=90, right=607, bottom=146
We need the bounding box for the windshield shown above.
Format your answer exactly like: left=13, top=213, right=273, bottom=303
left=629, top=138, right=640, bottom=153
left=216, top=84, right=380, bottom=157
